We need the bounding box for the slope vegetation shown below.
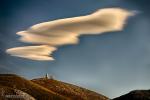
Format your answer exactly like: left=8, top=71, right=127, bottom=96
left=32, top=78, right=109, bottom=100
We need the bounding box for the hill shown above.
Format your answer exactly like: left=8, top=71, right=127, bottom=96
left=31, top=78, right=109, bottom=100
left=0, top=74, right=109, bottom=100
left=1, top=74, right=150, bottom=100
left=113, top=90, right=150, bottom=100
left=0, top=85, right=17, bottom=100
left=0, top=85, right=35, bottom=100
left=0, top=74, right=68, bottom=100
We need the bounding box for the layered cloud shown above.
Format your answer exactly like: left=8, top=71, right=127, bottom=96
left=6, top=8, right=134, bottom=61
left=6, top=45, right=56, bottom=61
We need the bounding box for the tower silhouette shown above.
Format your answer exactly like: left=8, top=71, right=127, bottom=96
left=45, top=73, right=49, bottom=79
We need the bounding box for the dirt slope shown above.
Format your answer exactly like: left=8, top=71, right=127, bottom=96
left=32, top=78, right=109, bottom=100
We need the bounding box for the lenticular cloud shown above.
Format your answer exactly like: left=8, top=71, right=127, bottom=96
left=6, top=45, right=56, bottom=61
left=6, top=8, right=134, bottom=61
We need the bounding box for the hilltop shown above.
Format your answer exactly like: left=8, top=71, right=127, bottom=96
left=32, top=78, right=109, bottom=100
left=0, top=74, right=109, bottom=100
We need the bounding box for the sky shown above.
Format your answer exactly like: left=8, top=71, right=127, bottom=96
left=0, top=0, right=150, bottom=98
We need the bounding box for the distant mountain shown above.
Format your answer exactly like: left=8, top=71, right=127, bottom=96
left=32, top=78, right=109, bottom=100
left=113, top=90, right=150, bottom=100
left=0, top=74, right=109, bottom=100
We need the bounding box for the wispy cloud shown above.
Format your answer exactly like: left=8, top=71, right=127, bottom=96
left=6, top=8, right=134, bottom=61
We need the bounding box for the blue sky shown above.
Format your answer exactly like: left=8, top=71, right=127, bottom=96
left=0, top=0, right=150, bottom=98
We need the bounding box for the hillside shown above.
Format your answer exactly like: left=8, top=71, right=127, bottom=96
left=0, top=85, right=35, bottom=100
left=113, top=90, right=150, bottom=100
left=32, top=78, right=109, bottom=100
left=0, top=74, right=109, bottom=100
left=0, top=74, right=68, bottom=100
left=0, top=85, right=17, bottom=100
left=0, top=74, right=150, bottom=100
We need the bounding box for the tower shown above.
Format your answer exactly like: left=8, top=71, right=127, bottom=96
left=45, top=73, right=49, bottom=79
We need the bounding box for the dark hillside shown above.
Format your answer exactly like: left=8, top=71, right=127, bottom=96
left=113, top=90, right=150, bottom=100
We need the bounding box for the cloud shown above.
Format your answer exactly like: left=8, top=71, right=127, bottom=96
left=6, top=45, right=56, bottom=61
left=6, top=8, right=134, bottom=61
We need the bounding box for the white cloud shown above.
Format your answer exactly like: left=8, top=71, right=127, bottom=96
left=6, top=45, right=56, bottom=61
left=6, top=8, right=134, bottom=61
